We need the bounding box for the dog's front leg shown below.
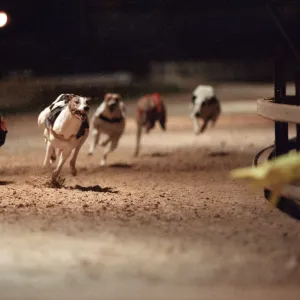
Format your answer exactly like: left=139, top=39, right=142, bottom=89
left=191, top=114, right=200, bottom=135
left=70, top=130, right=89, bottom=176
left=43, top=141, right=54, bottom=169
left=88, top=128, right=100, bottom=156
left=100, top=137, right=119, bottom=166
left=52, top=149, right=72, bottom=180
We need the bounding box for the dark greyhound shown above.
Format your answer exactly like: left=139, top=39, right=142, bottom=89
left=134, top=93, right=167, bottom=156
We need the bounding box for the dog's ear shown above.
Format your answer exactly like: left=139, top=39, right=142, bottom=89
left=85, top=97, right=92, bottom=105
left=104, top=93, right=112, bottom=102
left=114, top=94, right=121, bottom=102
left=62, top=93, right=76, bottom=103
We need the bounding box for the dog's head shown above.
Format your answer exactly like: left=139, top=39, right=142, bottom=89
left=67, top=95, right=91, bottom=121
left=104, top=93, right=121, bottom=112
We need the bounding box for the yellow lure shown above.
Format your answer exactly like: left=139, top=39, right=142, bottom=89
left=230, top=151, right=300, bottom=206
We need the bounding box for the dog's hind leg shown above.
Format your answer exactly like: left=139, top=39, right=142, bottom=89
left=100, top=137, right=119, bottom=166
left=159, top=107, right=167, bottom=131
left=44, top=141, right=54, bottom=169
left=88, top=128, right=100, bottom=156
left=100, top=137, right=111, bottom=147
left=200, top=119, right=209, bottom=133
left=52, top=149, right=72, bottom=180
left=134, top=124, right=142, bottom=157
left=70, top=130, right=89, bottom=176
left=211, top=110, right=221, bottom=128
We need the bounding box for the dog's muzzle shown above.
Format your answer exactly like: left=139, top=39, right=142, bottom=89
left=73, top=109, right=88, bottom=121
left=108, top=101, right=118, bottom=112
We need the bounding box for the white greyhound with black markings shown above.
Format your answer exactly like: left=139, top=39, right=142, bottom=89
left=88, top=93, right=126, bottom=166
left=190, top=85, right=221, bottom=135
left=38, top=93, right=91, bottom=180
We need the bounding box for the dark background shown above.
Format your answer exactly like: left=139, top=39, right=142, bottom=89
left=0, top=0, right=299, bottom=77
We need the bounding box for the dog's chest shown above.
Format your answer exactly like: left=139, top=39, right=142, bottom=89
left=195, top=98, right=220, bottom=119
left=93, top=116, right=125, bottom=135
left=93, top=104, right=125, bottom=135
left=52, top=112, right=82, bottom=140
left=53, top=121, right=81, bottom=139
left=49, top=133, right=84, bottom=150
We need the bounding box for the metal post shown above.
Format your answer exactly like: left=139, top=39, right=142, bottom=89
left=274, top=56, right=288, bottom=157
left=296, top=70, right=300, bottom=151
left=266, top=4, right=300, bottom=66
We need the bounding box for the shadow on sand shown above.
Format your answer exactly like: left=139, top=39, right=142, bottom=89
left=67, top=184, right=118, bottom=194
left=0, top=180, right=14, bottom=186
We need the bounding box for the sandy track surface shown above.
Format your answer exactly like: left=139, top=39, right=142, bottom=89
left=0, top=92, right=300, bottom=299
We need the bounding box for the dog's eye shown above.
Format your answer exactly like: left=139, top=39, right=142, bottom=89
left=75, top=99, right=79, bottom=104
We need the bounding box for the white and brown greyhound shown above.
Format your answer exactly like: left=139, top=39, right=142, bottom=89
left=38, top=93, right=91, bottom=180
left=88, top=93, right=126, bottom=166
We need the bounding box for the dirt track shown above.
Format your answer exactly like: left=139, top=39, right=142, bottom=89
left=0, top=88, right=300, bottom=299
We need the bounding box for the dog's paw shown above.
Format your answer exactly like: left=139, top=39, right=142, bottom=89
left=71, top=168, right=77, bottom=176
left=51, top=171, right=59, bottom=181
left=43, top=163, right=51, bottom=170
left=100, top=159, right=106, bottom=167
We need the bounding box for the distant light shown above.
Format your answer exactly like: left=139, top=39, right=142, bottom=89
left=0, top=12, right=8, bottom=28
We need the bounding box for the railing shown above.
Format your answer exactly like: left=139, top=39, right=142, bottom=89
left=255, top=57, right=300, bottom=220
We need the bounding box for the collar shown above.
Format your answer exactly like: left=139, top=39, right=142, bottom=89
left=99, top=114, right=123, bottom=123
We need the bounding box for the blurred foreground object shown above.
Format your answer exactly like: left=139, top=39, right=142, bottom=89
left=230, top=151, right=300, bottom=207
left=0, top=12, right=8, bottom=28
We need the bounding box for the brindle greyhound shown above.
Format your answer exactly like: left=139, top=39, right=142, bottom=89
left=134, top=93, right=167, bottom=156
